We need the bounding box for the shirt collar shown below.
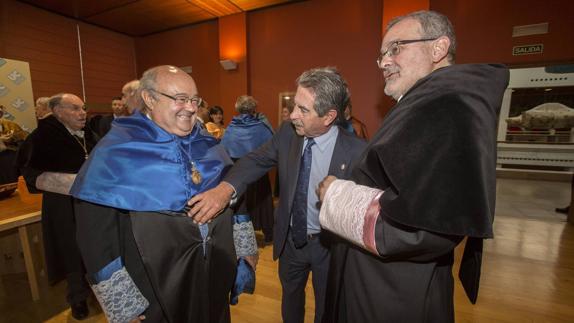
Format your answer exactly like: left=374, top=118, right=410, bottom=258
left=305, top=125, right=338, bottom=153
left=65, top=126, right=84, bottom=138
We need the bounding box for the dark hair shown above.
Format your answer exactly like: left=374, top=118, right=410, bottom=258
left=209, top=106, right=224, bottom=124
left=296, top=67, right=350, bottom=122
left=388, top=10, right=456, bottom=64
left=112, top=96, right=122, bottom=101
left=209, top=106, right=223, bottom=115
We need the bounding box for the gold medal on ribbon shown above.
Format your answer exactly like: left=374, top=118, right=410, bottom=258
left=191, top=161, right=202, bottom=185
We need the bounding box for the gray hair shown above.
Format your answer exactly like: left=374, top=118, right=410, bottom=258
left=48, top=93, right=66, bottom=110
left=138, top=67, right=164, bottom=113
left=123, top=79, right=140, bottom=93
left=235, top=95, right=258, bottom=115
left=296, top=67, right=349, bottom=122
left=388, top=10, right=456, bottom=64
left=35, top=97, right=50, bottom=107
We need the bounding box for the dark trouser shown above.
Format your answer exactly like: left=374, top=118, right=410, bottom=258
left=278, top=232, right=330, bottom=323
left=66, top=272, right=90, bottom=305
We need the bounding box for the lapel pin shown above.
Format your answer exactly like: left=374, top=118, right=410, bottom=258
left=340, top=163, right=346, bottom=170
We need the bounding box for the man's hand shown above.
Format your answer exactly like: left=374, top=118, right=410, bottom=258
left=316, top=175, right=338, bottom=202
left=187, top=182, right=235, bottom=224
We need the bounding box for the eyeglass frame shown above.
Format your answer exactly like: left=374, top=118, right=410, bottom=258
left=152, top=89, right=203, bottom=107
left=376, top=37, right=438, bottom=66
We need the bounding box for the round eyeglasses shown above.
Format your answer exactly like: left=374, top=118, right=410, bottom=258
left=153, top=90, right=203, bottom=107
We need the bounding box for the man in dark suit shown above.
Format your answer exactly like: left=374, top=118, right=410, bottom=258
left=90, top=96, right=127, bottom=139
left=188, top=67, right=367, bottom=323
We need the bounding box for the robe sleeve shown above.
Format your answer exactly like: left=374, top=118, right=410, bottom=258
left=320, top=179, right=462, bottom=260
left=75, top=200, right=148, bottom=323
left=375, top=217, right=463, bottom=262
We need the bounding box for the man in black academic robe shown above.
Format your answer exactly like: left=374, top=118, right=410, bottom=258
left=317, top=11, right=509, bottom=322
left=71, top=66, right=237, bottom=323
left=22, top=93, right=95, bottom=320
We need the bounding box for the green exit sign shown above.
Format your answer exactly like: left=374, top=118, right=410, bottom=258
left=512, top=44, right=543, bottom=56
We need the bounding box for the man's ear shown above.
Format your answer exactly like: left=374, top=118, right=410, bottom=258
left=141, top=90, right=155, bottom=111
left=431, top=36, right=450, bottom=63
left=322, top=109, right=338, bottom=126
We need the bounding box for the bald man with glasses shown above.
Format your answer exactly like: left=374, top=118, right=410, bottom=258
left=71, top=65, right=237, bottom=323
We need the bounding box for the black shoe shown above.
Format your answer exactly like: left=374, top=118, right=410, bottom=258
left=71, top=300, right=89, bottom=320
left=556, top=206, right=570, bottom=214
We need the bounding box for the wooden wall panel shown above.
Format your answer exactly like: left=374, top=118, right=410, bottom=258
left=248, top=0, right=385, bottom=134
left=135, top=20, right=221, bottom=110
left=79, top=22, right=137, bottom=106
left=431, top=0, right=574, bottom=66
left=0, top=0, right=137, bottom=107
left=218, top=13, right=248, bottom=121
left=1, top=0, right=82, bottom=99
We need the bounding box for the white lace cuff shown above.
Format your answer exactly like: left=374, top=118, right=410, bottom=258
left=91, top=266, right=149, bottom=323
left=319, top=179, right=383, bottom=254
left=233, top=215, right=258, bottom=257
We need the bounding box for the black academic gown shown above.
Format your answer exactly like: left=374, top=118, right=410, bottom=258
left=71, top=113, right=237, bottom=322
left=21, top=115, right=96, bottom=283
left=75, top=202, right=236, bottom=323
left=324, top=64, right=509, bottom=323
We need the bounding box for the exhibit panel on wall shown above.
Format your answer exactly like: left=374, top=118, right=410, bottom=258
left=497, top=66, right=574, bottom=172
left=0, top=58, right=37, bottom=132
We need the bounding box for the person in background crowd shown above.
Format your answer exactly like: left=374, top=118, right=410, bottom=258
left=0, top=104, right=28, bottom=185
left=21, top=93, right=96, bottom=320
left=205, top=105, right=226, bottom=139
left=89, top=96, right=129, bottom=139
left=221, top=95, right=275, bottom=243
left=122, top=79, right=141, bottom=114
left=338, top=101, right=368, bottom=139
left=35, top=97, right=52, bottom=120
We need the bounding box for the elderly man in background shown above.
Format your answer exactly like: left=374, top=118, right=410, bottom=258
left=316, top=10, right=509, bottom=322
left=121, top=79, right=140, bottom=114
left=21, top=93, right=96, bottom=320
left=35, top=96, right=52, bottom=120
left=71, top=65, right=238, bottom=323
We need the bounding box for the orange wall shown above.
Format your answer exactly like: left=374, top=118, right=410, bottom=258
left=219, top=13, right=248, bottom=119
left=135, top=20, right=222, bottom=113
left=79, top=22, right=137, bottom=105
left=0, top=0, right=136, bottom=107
left=248, top=0, right=385, bottom=133
left=431, top=0, right=574, bottom=66
left=0, top=0, right=82, bottom=99
left=3, top=0, right=574, bottom=129
left=382, top=0, right=429, bottom=33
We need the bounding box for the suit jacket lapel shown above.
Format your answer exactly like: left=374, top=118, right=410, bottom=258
left=328, top=130, right=351, bottom=178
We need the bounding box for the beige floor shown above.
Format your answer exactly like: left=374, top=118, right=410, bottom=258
left=0, top=178, right=572, bottom=323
